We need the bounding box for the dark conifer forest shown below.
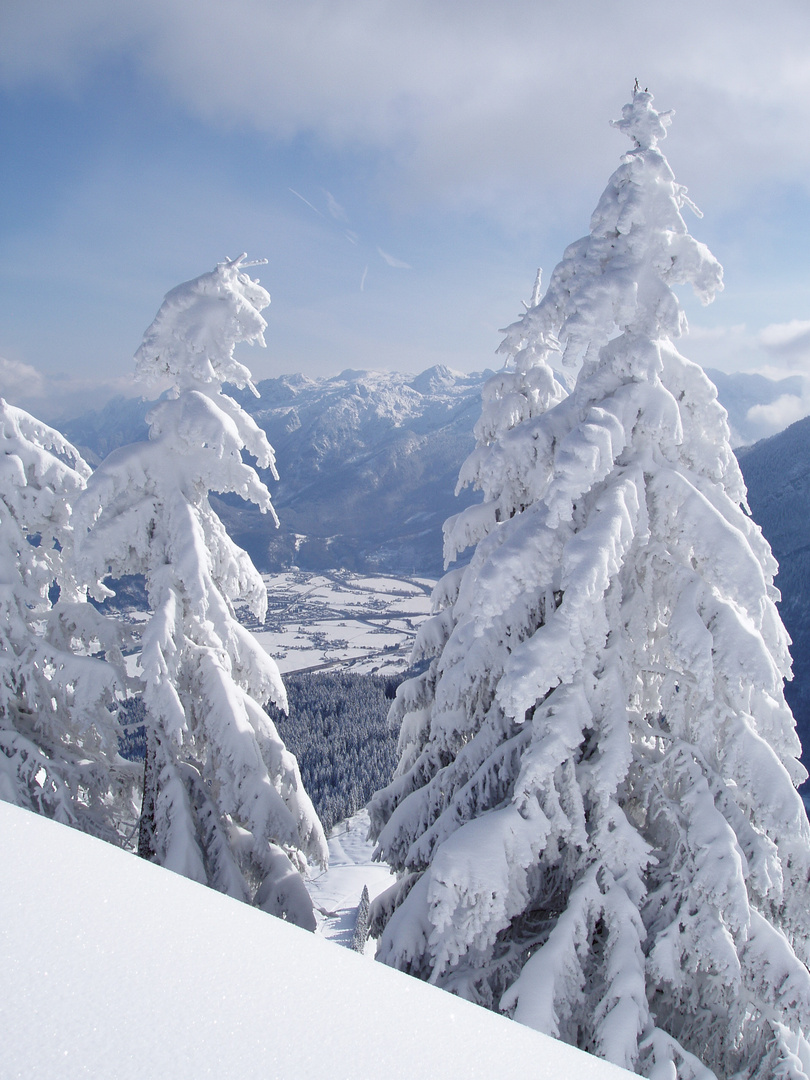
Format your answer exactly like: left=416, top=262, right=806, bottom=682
left=268, top=672, right=402, bottom=831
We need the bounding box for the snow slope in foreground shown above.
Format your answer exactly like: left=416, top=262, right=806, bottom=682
left=1, top=802, right=636, bottom=1080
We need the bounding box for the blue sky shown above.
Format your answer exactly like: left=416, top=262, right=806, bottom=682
left=2, top=0, right=810, bottom=425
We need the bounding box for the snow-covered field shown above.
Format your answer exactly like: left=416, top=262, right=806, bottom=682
left=307, top=808, right=394, bottom=948
left=252, top=569, right=435, bottom=675
left=118, top=569, right=436, bottom=681
left=1, top=801, right=636, bottom=1080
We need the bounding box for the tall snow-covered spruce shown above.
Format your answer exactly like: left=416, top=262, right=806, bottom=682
left=75, top=256, right=327, bottom=928
left=0, top=400, right=135, bottom=839
left=369, top=92, right=810, bottom=1079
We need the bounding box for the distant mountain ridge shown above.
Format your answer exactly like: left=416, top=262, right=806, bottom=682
left=62, top=366, right=489, bottom=576
left=60, top=364, right=805, bottom=576
left=736, top=415, right=810, bottom=761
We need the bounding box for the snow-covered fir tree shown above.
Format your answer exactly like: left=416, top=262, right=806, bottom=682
left=368, top=92, right=810, bottom=1079
left=447, top=266, right=569, bottom=560
left=74, top=256, right=327, bottom=928
left=0, top=399, right=136, bottom=840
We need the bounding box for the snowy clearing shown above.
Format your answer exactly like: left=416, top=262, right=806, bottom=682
left=307, top=808, right=394, bottom=948
left=0, top=801, right=635, bottom=1080
left=118, top=569, right=436, bottom=682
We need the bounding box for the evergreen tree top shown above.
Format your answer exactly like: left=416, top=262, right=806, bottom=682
left=499, top=89, right=722, bottom=379
left=610, top=88, right=673, bottom=151
left=134, top=254, right=270, bottom=396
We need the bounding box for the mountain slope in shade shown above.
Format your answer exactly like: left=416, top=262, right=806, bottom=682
left=737, top=414, right=810, bottom=768
left=63, top=366, right=488, bottom=576
left=0, top=801, right=634, bottom=1080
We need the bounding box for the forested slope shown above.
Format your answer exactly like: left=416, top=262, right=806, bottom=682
left=738, top=414, right=810, bottom=765
left=269, top=671, right=402, bottom=831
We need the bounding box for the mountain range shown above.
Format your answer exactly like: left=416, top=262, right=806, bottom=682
left=59, top=363, right=805, bottom=576
left=61, top=366, right=487, bottom=577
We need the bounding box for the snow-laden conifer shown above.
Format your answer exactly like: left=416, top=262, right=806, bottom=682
left=447, top=267, right=569, bottom=561
left=0, top=400, right=136, bottom=839
left=74, top=256, right=327, bottom=927
left=369, top=93, right=810, bottom=1079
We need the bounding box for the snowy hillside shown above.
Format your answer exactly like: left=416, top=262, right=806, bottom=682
left=1, top=801, right=635, bottom=1080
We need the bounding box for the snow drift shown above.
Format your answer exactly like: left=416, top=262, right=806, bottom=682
left=0, top=801, right=634, bottom=1079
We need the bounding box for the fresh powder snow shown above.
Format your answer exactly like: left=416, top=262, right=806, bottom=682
left=0, top=399, right=138, bottom=840
left=0, top=800, right=636, bottom=1080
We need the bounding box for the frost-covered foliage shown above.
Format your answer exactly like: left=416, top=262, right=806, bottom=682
left=74, top=257, right=327, bottom=928
left=445, top=267, right=568, bottom=563
left=0, top=399, right=136, bottom=840
left=353, top=883, right=371, bottom=953
left=269, top=671, right=401, bottom=831
left=369, top=93, right=810, bottom=1080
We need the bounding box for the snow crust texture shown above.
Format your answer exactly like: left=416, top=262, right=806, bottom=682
left=74, top=256, right=326, bottom=924
left=369, top=92, right=810, bottom=1080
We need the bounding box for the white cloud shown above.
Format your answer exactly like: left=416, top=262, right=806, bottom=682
left=0, top=361, right=142, bottom=422
left=0, top=358, right=142, bottom=422
left=377, top=248, right=412, bottom=270
left=683, top=323, right=764, bottom=376
left=0, top=357, right=44, bottom=400
left=759, top=320, right=810, bottom=353
left=685, top=319, right=810, bottom=381
left=4, top=1, right=810, bottom=403
left=5, top=0, right=810, bottom=216
left=746, top=393, right=810, bottom=441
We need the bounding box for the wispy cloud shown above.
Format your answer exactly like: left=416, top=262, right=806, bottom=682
left=324, top=190, right=349, bottom=223
left=288, top=187, right=325, bottom=218
left=377, top=247, right=412, bottom=270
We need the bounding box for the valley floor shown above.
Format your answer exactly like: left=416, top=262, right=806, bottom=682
left=251, top=569, right=436, bottom=676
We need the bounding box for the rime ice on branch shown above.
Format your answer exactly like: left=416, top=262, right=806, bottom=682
left=0, top=400, right=135, bottom=839
left=75, top=257, right=327, bottom=927
left=369, top=93, right=810, bottom=1080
